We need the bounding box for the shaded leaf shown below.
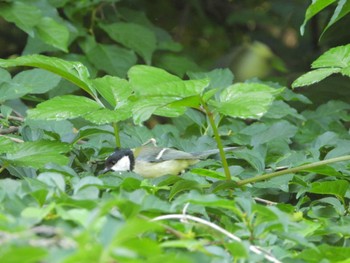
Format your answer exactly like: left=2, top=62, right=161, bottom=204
left=5, top=141, right=71, bottom=168
left=0, top=2, right=41, bottom=37
left=36, top=17, right=69, bottom=52
left=100, top=22, right=156, bottom=64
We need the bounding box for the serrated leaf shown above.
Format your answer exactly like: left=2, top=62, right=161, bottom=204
left=92, top=76, right=132, bottom=108
left=312, top=44, right=350, bottom=68
left=83, top=108, right=131, bottom=124
left=35, top=17, right=69, bottom=52
left=309, top=180, right=349, bottom=198
left=132, top=96, right=186, bottom=124
left=0, top=54, right=95, bottom=96
left=210, top=83, right=282, bottom=119
left=0, top=2, right=41, bottom=37
left=169, top=180, right=202, bottom=200
left=0, top=137, right=17, bottom=154
left=100, top=22, right=156, bottom=64
left=0, top=246, right=48, bottom=263
left=27, top=95, right=101, bottom=120
left=5, top=141, right=71, bottom=168
left=292, top=68, right=341, bottom=88
left=128, top=65, right=209, bottom=97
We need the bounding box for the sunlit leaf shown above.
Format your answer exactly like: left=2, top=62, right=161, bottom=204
left=210, top=83, right=282, bottom=119
left=27, top=95, right=101, bottom=120
left=0, top=54, right=95, bottom=96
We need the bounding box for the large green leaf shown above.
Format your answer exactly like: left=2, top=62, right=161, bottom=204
left=312, top=44, right=350, bottom=68
left=309, top=180, right=349, bottom=199
left=100, top=22, right=156, bottom=64
left=92, top=76, right=132, bottom=108
left=81, top=37, right=137, bottom=77
left=292, top=68, right=341, bottom=88
left=128, top=65, right=209, bottom=97
left=0, top=137, right=17, bottom=154
left=83, top=108, right=131, bottom=125
left=292, top=45, right=350, bottom=88
left=5, top=140, right=71, bottom=168
left=35, top=17, right=69, bottom=52
left=0, top=2, right=41, bottom=37
left=27, top=95, right=102, bottom=120
left=0, top=55, right=95, bottom=96
left=210, top=83, right=282, bottom=119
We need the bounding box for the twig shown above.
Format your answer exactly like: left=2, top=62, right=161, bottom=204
left=254, top=197, right=277, bottom=206
left=0, top=126, right=19, bottom=134
left=151, top=212, right=281, bottom=263
left=0, top=114, right=24, bottom=122
left=237, top=155, right=350, bottom=186
left=0, top=134, right=24, bottom=143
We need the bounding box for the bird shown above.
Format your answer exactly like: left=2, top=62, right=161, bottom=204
left=103, top=142, right=241, bottom=178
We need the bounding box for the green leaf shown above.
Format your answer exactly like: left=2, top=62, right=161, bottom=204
left=309, top=180, right=349, bottom=199
left=0, top=137, right=17, bottom=154
left=5, top=140, right=71, bottom=168
left=0, top=246, right=48, bottom=263
left=0, top=54, right=95, bottom=96
left=81, top=37, right=137, bottom=78
left=156, top=54, right=201, bottom=77
left=92, top=76, right=132, bottom=108
left=322, top=0, right=350, bottom=36
left=128, top=65, right=209, bottom=97
left=312, top=44, right=350, bottom=68
left=100, top=22, right=156, bottom=64
left=297, top=244, right=350, bottom=263
left=292, top=68, right=341, bottom=88
left=84, top=108, right=131, bottom=124
left=132, top=96, right=186, bottom=124
left=27, top=95, right=101, bottom=120
left=0, top=2, right=42, bottom=37
left=300, top=0, right=336, bottom=35
left=35, top=17, right=69, bottom=52
left=169, top=179, right=202, bottom=200
left=13, top=69, right=61, bottom=94
left=210, top=83, right=282, bottom=119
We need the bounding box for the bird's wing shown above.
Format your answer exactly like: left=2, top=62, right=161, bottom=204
left=190, top=146, right=243, bottom=159
left=136, top=147, right=197, bottom=163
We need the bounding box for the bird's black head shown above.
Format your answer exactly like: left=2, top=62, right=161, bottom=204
left=104, top=148, right=135, bottom=172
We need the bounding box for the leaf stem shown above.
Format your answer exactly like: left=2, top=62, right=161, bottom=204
left=112, top=122, right=121, bottom=147
left=201, top=103, right=231, bottom=181
left=236, top=155, right=350, bottom=186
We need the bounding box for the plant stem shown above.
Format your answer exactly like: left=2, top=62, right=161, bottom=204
left=237, top=155, right=350, bottom=186
left=112, top=122, right=121, bottom=147
left=201, top=104, right=231, bottom=181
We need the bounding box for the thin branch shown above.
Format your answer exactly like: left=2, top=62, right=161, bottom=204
left=237, top=155, right=350, bottom=186
left=0, top=134, right=24, bottom=143
left=0, top=114, right=24, bottom=122
left=151, top=214, right=281, bottom=263
left=0, top=126, right=19, bottom=134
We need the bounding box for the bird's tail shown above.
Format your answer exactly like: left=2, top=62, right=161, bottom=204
left=191, top=146, right=243, bottom=159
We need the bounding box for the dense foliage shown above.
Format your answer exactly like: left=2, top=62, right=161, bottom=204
left=1, top=1, right=350, bottom=262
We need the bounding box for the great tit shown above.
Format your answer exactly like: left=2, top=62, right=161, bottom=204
left=103, top=145, right=241, bottom=178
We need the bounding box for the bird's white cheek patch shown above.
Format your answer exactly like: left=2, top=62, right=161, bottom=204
left=111, top=156, right=131, bottom=171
